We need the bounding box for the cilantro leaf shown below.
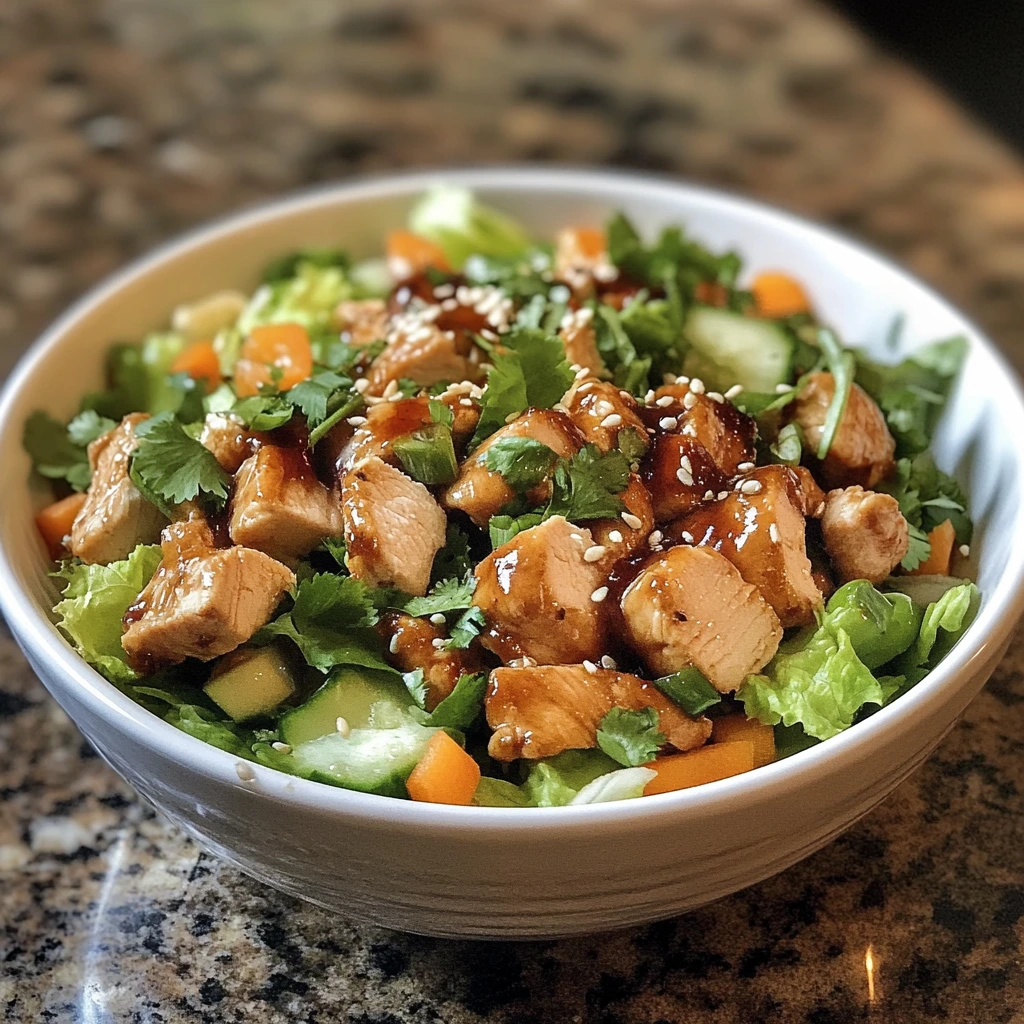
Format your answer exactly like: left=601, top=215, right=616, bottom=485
left=23, top=411, right=92, bottom=492
left=258, top=572, right=388, bottom=673
left=229, top=393, right=295, bottom=431
left=429, top=398, right=455, bottom=428
left=67, top=410, right=116, bottom=447
left=320, top=536, right=347, bottom=568
left=432, top=523, right=474, bottom=583
left=393, top=423, right=458, bottom=485
left=484, top=436, right=559, bottom=492
left=444, top=605, right=486, bottom=650
left=547, top=444, right=630, bottom=521
left=402, top=668, right=430, bottom=708
left=769, top=421, right=803, bottom=466
left=654, top=668, right=722, bottom=716
left=419, top=672, right=487, bottom=730
left=386, top=575, right=477, bottom=618
left=596, top=707, right=665, bottom=767
left=130, top=412, right=231, bottom=512
left=488, top=512, right=546, bottom=548
left=285, top=370, right=352, bottom=428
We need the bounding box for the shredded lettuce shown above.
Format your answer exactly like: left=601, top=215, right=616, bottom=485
left=53, top=544, right=162, bottom=684
left=237, top=261, right=355, bottom=335
left=521, top=750, right=621, bottom=807
left=570, top=767, right=657, bottom=804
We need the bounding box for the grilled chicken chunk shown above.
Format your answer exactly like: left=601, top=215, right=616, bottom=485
left=558, top=314, right=605, bottom=376
left=820, top=486, right=910, bottom=584
left=229, top=445, right=343, bottom=563
left=341, top=456, right=446, bottom=596
left=378, top=610, right=484, bottom=711
left=473, top=515, right=607, bottom=665
left=486, top=663, right=712, bottom=761
left=564, top=379, right=647, bottom=455
left=334, top=298, right=389, bottom=347
left=643, top=434, right=730, bottom=524
left=643, top=383, right=757, bottom=476
left=587, top=475, right=655, bottom=570
left=443, top=409, right=585, bottom=527
left=366, top=324, right=476, bottom=396
left=121, top=518, right=294, bottom=672
left=69, top=414, right=166, bottom=565
left=791, top=372, right=896, bottom=489
left=199, top=413, right=265, bottom=474
left=338, top=394, right=479, bottom=474
left=668, top=465, right=823, bottom=627
left=621, top=545, right=782, bottom=692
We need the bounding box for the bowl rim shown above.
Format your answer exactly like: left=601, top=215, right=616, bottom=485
left=3, top=164, right=1023, bottom=833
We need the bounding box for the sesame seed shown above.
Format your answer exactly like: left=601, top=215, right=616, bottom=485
left=608, top=530, right=624, bottom=544
left=481, top=329, right=499, bottom=341
left=683, top=392, right=699, bottom=410
left=708, top=392, right=724, bottom=404
left=347, top=415, right=368, bottom=426
left=583, top=544, right=606, bottom=562
left=271, top=741, right=292, bottom=754
left=676, top=467, right=694, bottom=486
left=583, top=659, right=599, bottom=674
left=523, top=656, right=538, bottom=667
left=388, top=391, right=404, bottom=402
left=382, top=379, right=399, bottom=399
left=235, top=762, right=256, bottom=782
left=440, top=298, right=459, bottom=311
left=594, top=400, right=614, bottom=417
left=619, top=390, right=633, bottom=401
left=737, top=461, right=755, bottom=472
left=429, top=612, right=446, bottom=625
left=460, top=397, right=473, bottom=406
left=704, top=490, right=715, bottom=500
left=659, top=416, right=678, bottom=430
left=689, top=378, right=706, bottom=395
left=740, top=479, right=763, bottom=495
left=769, top=523, right=780, bottom=543
left=591, top=586, right=609, bottom=603
left=725, top=384, right=744, bottom=399
left=682, top=422, right=698, bottom=437
left=717, top=491, right=729, bottom=500
left=959, top=544, right=971, bottom=556
left=621, top=512, right=643, bottom=530
left=577, top=307, right=595, bottom=323
left=578, top=381, right=595, bottom=394
left=775, top=383, right=794, bottom=394
left=656, top=395, right=675, bottom=408
left=680, top=530, right=694, bottom=543
left=353, top=377, right=370, bottom=393
left=600, top=655, right=617, bottom=670
left=644, top=389, right=657, bottom=405
left=431, top=637, right=446, bottom=648
left=663, top=372, right=678, bottom=385
left=814, top=501, right=825, bottom=516
left=434, top=283, right=455, bottom=298
left=677, top=376, right=690, bottom=385
left=600, top=413, right=623, bottom=428
left=336, top=717, right=351, bottom=738
left=680, top=455, right=693, bottom=473
left=574, top=366, right=592, bottom=381
left=389, top=635, right=400, bottom=654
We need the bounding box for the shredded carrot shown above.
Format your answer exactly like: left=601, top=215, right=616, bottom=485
left=911, top=518, right=956, bottom=576
left=233, top=323, right=313, bottom=397
left=170, top=340, right=222, bottom=390
left=386, top=230, right=451, bottom=279
left=35, top=492, right=87, bottom=559
left=406, top=732, right=481, bottom=806
left=711, top=715, right=776, bottom=768
left=644, top=741, right=756, bottom=796
left=751, top=271, right=812, bottom=318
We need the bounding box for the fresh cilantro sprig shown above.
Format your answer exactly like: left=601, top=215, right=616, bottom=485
left=393, top=423, right=458, bottom=485
left=379, top=574, right=477, bottom=618
left=484, top=436, right=560, bottom=492
left=67, top=410, right=116, bottom=447
left=23, top=411, right=93, bottom=492
left=443, top=606, right=486, bottom=650
left=596, top=707, right=665, bottom=767
left=406, top=671, right=488, bottom=730
left=286, top=370, right=353, bottom=427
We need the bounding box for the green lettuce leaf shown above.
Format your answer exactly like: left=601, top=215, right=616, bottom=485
left=82, top=332, right=189, bottom=419
left=237, top=261, right=355, bottom=335
left=521, top=750, right=621, bottom=807
left=892, top=582, right=979, bottom=686
left=570, top=766, right=657, bottom=804
left=472, top=776, right=531, bottom=807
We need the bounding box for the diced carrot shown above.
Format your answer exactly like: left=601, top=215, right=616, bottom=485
left=556, top=226, right=607, bottom=264
left=386, top=230, right=452, bottom=278
left=911, top=518, right=956, bottom=576
left=233, top=323, right=313, bottom=397
left=694, top=281, right=729, bottom=307
left=751, top=271, right=812, bottom=318
left=170, top=340, right=222, bottom=390
left=711, top=714, right=776, bottom=768
left=643, top=741, right=756, bottom=796
left=406, top=732, right=481, bottom=806
left=35, top=492, right=87, bottom=559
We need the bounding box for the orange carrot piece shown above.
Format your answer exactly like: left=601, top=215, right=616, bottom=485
left=35, top=492, right=87, bottom=559
left=386, top=230, right=452, bottom=278
left=233, top=323, right=313, bottom=397
left=711, top=715, right=776, bottom=768
left=751, top=271, right=812, bottom=318
left=694, top=280, right=729, bottom=307
left=556, top=226, right=607, bottom=264
left=170, top=340, right=222, bottom=390
left=644, top=742, right=756, bottom=796
left=406, top=732, right=481, bottom=806
left=911, top=518, right=956, bottom=576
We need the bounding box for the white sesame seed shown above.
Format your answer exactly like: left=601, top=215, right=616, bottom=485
left=737, top=461, right=755, bottom=472
left=683, top=392, right=699, bottom=410
left=480, top=329, right=499, bottom=341
left=769, top=523, right=780, bottom=543
left=429, top=612, right=446, bottom=625
left=663, top=372, right=678, bottom=385
left=682, top=422, right=698, bottom=437
left=576, top=307, right=594, bottom=323
left=725, top=384, right=744, bottom=400
left=594, top=400, right=614, bottom=417
left=680, top=530, right=694, bottom=543
left=659, top=416, right=678, bottom=430
left=271, top=741, right=292, bottom=754
left=235, top=762, right=256, bottom=782
left=578, top=381, right=595, bottom=394
left=649, top=529, right=663, bottom=544
left=523, top=656, right=538, bottom=668
left=680, top=455, right=693, bottom=474
left=388, top=391, right=404, bottom=402
left=775, top=383, right=794, bottom=394
left=608, top=530, right=624, bottom=544
left=583, top=544, right=607, bottom=562
left=717, top=490, right=730, bottom=500
left=708, top=392, right=724, bottom=404
left=621, top=512, right=643, bottom=530
left=570, top=533, right=584, bottom=544
left=336, top=717, right=351, bottom=738
left=600, top=655, right=617, bottom=670
left=431, top=637, right=446, bottom=648
left=382, top=379, right=399, bottom=399
left=815, top=501, right=825, bottom=516
left=676, top=467, right=694, bottom=486
left=460, top=397, right=473, bottom=406
left=740, top=479, right=763, bottom=495
left=583, top=659, right=599, bottom=674
left=353, top=377, right=370, bottom=393
left=600, top=413, right=623, bottom=428
left=959, top=544, right=971, bottom=557
left=347, top=415, right=368, bottom=426
left=704, top=490, right=715, bottom=500
left=677, top=376, right=690, bottom=385
left=619, top=391, right=633, bottom=401
left=656, top=395, right=675, bottom=408
left=591, top=586, right=609, bottom=603
left=644, top=389, right=657, bottom=405
left=689, top=378, right=706, bottom=395
left=569, top=362, right=583, bottom=372
left=389, top=634, right=400, bottom=654
left=433, top=283, right=456, bottom=298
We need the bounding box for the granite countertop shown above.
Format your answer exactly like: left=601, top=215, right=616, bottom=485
left=3, top=1, right=1024, bottom=1020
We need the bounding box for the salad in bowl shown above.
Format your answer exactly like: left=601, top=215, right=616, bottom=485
left=23, top=187, right=978, bottom=809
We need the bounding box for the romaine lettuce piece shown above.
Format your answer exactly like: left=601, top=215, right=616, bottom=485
left=237, top=261, right=354, bottom=335
left=569, top=767, right=656, bottom=804
left=521, top=749, right=621, bottom=807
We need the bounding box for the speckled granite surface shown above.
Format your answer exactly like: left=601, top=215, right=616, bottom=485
left=3, top=1, right=1024, bottom=1020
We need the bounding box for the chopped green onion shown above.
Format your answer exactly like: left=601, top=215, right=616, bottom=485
left=654, top=667, right=721, bottom=716
left=815, top=327, right=855, bottom=460
left=393, top=424, right=458, bottom=485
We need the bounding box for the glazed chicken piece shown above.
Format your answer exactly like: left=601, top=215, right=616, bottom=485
left=377, top=610, right=485, bottom=711
left=341, top=456, right=447, bottom=596
left=366, top=324, right=477, bottom=396
left=644, top=383, right=757, bottom=476
left=121, top=517, right=294, bottom=673
left=620, top=545, right=782, bottom=693
left=199, top=413, right=265, bottom=474
left=791, top=372, right=896, bottom=489
left=334, top=298, right=389, bottom=347
left=668, top=465, right=823, bottom=628
left=473, top=515, right=607, bottom=665
left=69, top=414, right=166, bottom=565
left=793, top=466, right=827, bottom=517
left=558, top=312, right=605, bottom=376
left=443, top=409, right=585, bottom=527
left=820, top=486, right=910, bottom=584
left=564, top=379, right=648, bottom=455
left=485, top=664, right=712, bottom=761
left=586, top=475, right=655, bottom=570
left=642, top=434, right=730, bottom=523
left=229, top=445, right=344, bottom=563
left=338, top=394, right=479, bottom=473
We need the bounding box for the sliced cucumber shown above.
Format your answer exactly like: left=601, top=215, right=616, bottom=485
left=204, top=646, right=297, bottom=722
left=681, top=306, right=794, bottom=394
left=279, top=667, right=411, bottom=747
left=291, top=723, right=438, bottom=797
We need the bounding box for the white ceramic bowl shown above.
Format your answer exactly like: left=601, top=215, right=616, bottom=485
left=2, top=169, right=1023, bottom=940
